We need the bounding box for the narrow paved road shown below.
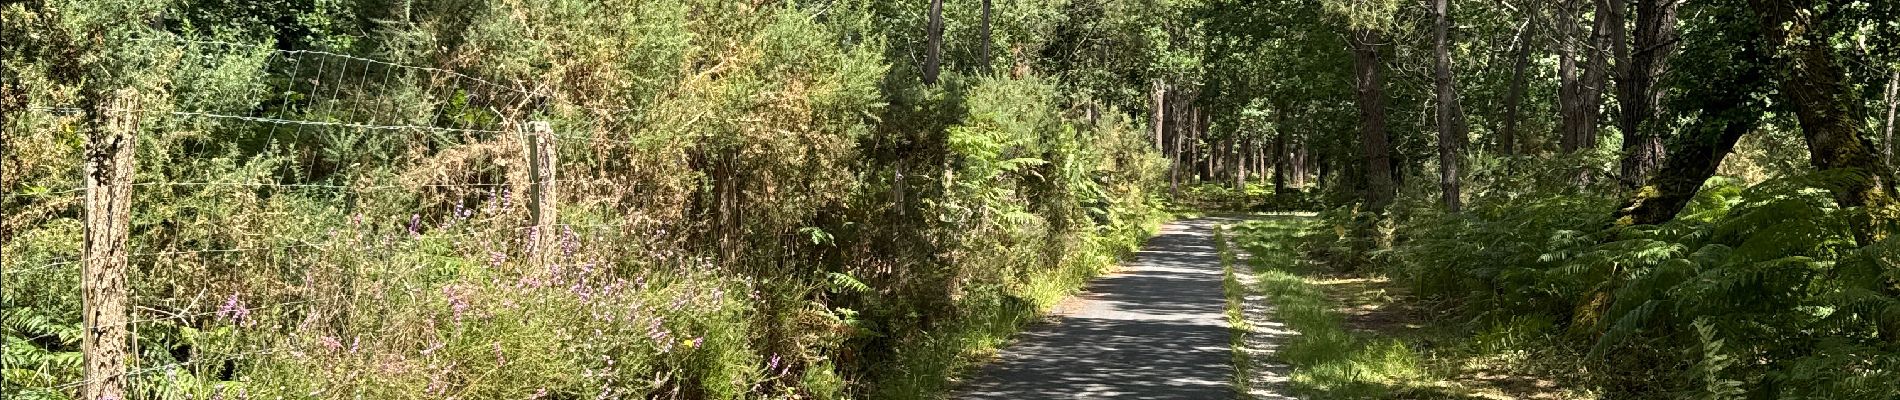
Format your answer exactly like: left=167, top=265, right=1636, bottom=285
left=958, top=217, right=1238, bottom=399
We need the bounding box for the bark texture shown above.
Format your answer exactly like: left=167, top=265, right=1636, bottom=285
left=1617, top=0, right=1679, bottom=188
left=924, top=0, right=944, bottom=85
left=1352, top=28, right=1395, bottom=211
left=1501, top=16, right=1535, bottom=156
left=1750, top=0, right=1898, bottom=244
left=1432, top=0, right=1468, bottom=212
left=83, top=88, right=139, bottom=400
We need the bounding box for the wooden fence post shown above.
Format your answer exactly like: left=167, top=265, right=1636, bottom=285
left=526, top=121, right=556, bottom=265
left=83, top=88, right=138, bottom=400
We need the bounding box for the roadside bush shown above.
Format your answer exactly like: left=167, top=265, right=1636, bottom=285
left=1370, top=165, right=1900, bottom=399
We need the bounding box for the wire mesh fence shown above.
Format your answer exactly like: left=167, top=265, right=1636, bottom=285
left=1, top=36, right=646, bottom=398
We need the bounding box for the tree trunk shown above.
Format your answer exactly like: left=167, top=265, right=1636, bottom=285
left=1274, top=126, right=1289, bottom=194
left=1884, top=69, right=1897, bottom=168
left=1432, top=0, right=1468, bottom=212
left=1576, top=0, right=1611, bottom=153
left=1557, top=0, right=1583, bottom=152
left=1170, top=89, right=1184, bottom=196
left=1352, top=28, right=1396, bottom=211
left=924, top=0, right=944, bottom=85
left=980, top=0, right=992, bottom=74
left=1617, top=0, right=1678, bottom=188
left=1559, top=0, right=1610, bottom=156
left=1193, top=106, right=1208, bottom=181
left=1751, top=0, right=1898, bottom=244
left=1617, top=15, right=1768, bottom=226
left=1501, top=16, right=1535, bottom=156
left=1153, top=80, right=1167, bottom=150
left=1296, top=141, right=1309, bottom=188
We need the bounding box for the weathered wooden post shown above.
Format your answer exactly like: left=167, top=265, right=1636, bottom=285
left=526, top=121, right=556, bottom=265
left=83, top=88, right=138, bottom=400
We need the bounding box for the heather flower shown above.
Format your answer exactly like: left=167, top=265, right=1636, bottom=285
left=690, top=336, right=704, bottom=349
left=489, top=251, right=508, bottom=268
left=560, top=225, right=578, bottom=259
left=525, top=226, right=542, bottom=256
left=216, top=293, right=249, bottom=323
left=318, top=336, right=344, bottom=352
left=408, top=213, right=422, bottom=237
left=442, top=286, right=471, bottom=323
left=767, top=354, right=781, bottom=371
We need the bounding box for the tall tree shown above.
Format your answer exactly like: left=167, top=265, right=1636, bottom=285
left=1558, top=0, right=1610, bottom=157
left=1750, top=0, right=1898, bottom=244
left=980, top=0, right=993, bottom=74
left=1616, top=15, right=1768, bottom=226
left=924, top=0, right=944, bottom=85
left=1154, top=80, right=1168, bottom=150
left=1616, top=0, right=1679, bottom=188
left=1352, top=28, right=1396, bottom=210
left=1431, top=0, right=1468, bottom=212
left=1500, top=14, right=1536, bottom=156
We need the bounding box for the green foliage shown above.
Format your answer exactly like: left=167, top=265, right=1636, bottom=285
left=1373, top=164, right=1900, bottom=398
left=1233, top=217, right=1431, bottom=399
left=2, top=0, right=1172, bottom=398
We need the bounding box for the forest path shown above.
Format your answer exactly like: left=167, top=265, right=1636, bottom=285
left=956, top=217, right=1254, bottom=399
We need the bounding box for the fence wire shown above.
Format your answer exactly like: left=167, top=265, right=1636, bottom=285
left=0, top=37, right=644, bottom=398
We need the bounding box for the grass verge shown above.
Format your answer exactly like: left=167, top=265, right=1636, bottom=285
left=1216, top=224, right=1256, bottom=397
left=1234, top=216, right=1599, bottom=400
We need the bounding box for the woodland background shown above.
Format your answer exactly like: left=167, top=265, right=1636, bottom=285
left=4, top=0, right=1900, bottom=398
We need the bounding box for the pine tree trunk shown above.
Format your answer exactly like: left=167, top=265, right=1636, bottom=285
left=1352, top=28, right=1396, bottom=211
left=980, top=0, right=992, bottom=74
left=1433, top=0, right=1468, bottom=213
left=924, top=0, right=944, bottom=85
left=1274, top=127, right=1289, bottom=194
left=1153, top=80, right=1167, bottom=150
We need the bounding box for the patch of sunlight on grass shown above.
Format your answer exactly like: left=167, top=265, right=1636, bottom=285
left=1238, top=216, right=1440, bottom=400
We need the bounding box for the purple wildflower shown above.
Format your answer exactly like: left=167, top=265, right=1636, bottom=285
left=525, top=226, right=542, bottom=256
left=318, top=336, right=343, bottom=352
left=561, top=225, right=578, bottom=259
left=216, top=293, right=249, bottom=323
left=767, top=354, right=781, bottom=371
left=408, top=213, right=422, bottom=237
left=443, top=286, right=470, bottom=323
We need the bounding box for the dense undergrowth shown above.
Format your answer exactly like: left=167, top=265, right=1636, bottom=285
left=2, top=1, right=1173, bottom=398
left=1300, top=157, right=1900, bottom=399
